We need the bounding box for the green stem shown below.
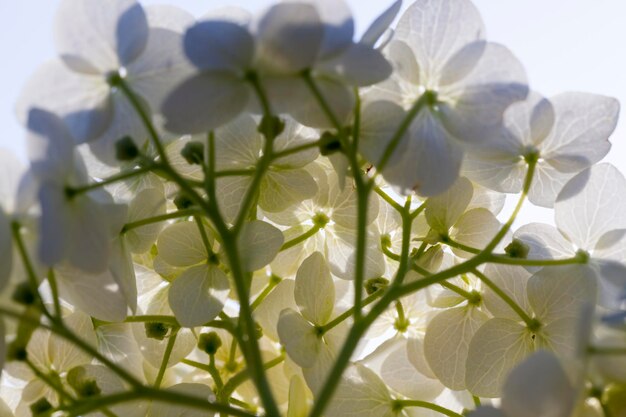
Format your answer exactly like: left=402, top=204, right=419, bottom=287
left=410, top=202, right=427, bottom=220
left=220, top=353, right=285, bottom=400
left=123, top=315, right=179, bottom=326
left=394, top=399, right=464, bottom=417
left=487, top=254, right=585, bottom=267
left=374, top=186, right=404, bottom=212
left=47, top=269, right=62, bottom=320
left=440, top=281, right=475, bottom=300
left=250, top=277, right=280, bottom=311
left=209, top=354, right=225, bottom=390
left=472, top=269, right=536, bottom=327
left=121, top=209, right=200, bottom=233
left=67, top=165, right=151, bottom=197
left=280, top=224, right=322, bottom=251
left=25, top=359, right=74, bottom=403
left=272, top=140, right=322, bottom=160
left=154, top=327, right=179, bottom=388
left=443, top=238, right=481, bottom=254
left=588, top=347, right=626, bottom=355
left=319, top=290, right=383, bottom=334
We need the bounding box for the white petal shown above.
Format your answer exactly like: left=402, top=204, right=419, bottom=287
left=482, top=264, right=532, bottom=321
left=527, top=265, right=597, bottom=323
left=50, top=311, right=98, bottom=371
left=555, top=163, right=626, bottom=249
left=424, top=306, right=488, bottom=390
left=169, top=264, right=230, bottom=327
left=55, top=0, right=148, bottom=72
left=277, top=308, right=321, bottom=368
left=501, top=351, right=576, bottom=417
left=440, top=43, right=529, bottom=143
left=0, top=209, right=13, bottom=291
left=527, top=163, right=573, bottom=208
left=145, top=4, right=194, bottom=32
left=260, top=170, right=318, bottom=213
left=238, top=220, right=285, bottom=271
left=542, top=92, right=619, bottom=172
left=184, top=20, right=254, bottom=71
left=513, top=223, right=575, bottom=265
left=425, top=176, right=473, bottom=233
left=254, top=279, right=297, bottom=341
left=320, top=43, right=392, bottom=86
left=37, top=183, right=72, bottom=267
left=467, top=183, right=506, bottom=215
left=161, top=73, right=250, bottom=134
left=305, top=0, right=354, bottom=58
left=466, top=318, right=534, bottom=398
left=360, top=0, right=402, bottom=47
left=287, top=375, right=310, bottom=417
left=215, top=176, right=253, bottom=224
left=255, top=3, right=324, bottom=73
left=451, top=208, right=500, bottom=257
left=157, top=221, right=210, bottom=267
left=325, top=364, right=394, bottom=417
left=56, top=264, right=129, bottom=322
left=395, top=0, right=485, bottom=79
left=110, top=238, right=138, bottom=313
left=214, top=114, right=262, bottom=169
left=125, top=188, right=167, bottom=254
left=67, top=197, right=113, bottom=273
left=295, top=252, right=335, bottom=325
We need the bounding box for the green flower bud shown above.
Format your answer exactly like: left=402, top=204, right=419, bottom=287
left=198, top=331, right=222, bottom=355
left=7, top=342, right=28, bottom=362
left=145, top=322, right=170, bottom=341
left=504, top=239, right=530, bottom=259
left=258, top=115, right=285, bottom=137
left=365, top=277, right=389, bottom=295
left=181, top=141, right=205, bottom=165
left=604, top=384, right=626, bottom=416
left=12, top=282, right=36, bottom=306
left=30, top=397, right=53, bottom=416
left=115, top=136, right=139, bottom=161
left=173, top=194, right=194, bottom=210
left=319, top=132, right=342, bottom=156
left=67, top=367, right=101, bottom=397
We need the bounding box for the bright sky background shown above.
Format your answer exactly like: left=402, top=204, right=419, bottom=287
left=1, top=0, right=625, bottom=226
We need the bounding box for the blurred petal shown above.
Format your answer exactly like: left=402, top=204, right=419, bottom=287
left=238, top=220, right=284, bottom=271
left=320, top=43, right=392, bottom=86
left=360, top=0, right=402, bottom=47
left=184, top=20, right=254, bottom=71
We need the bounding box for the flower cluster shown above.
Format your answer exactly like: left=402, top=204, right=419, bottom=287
left=1, top=0, right=626, bottom=416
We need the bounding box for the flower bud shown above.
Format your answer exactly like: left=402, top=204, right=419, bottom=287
left=173, top=194, right=194, bottom=210
left=319, top=132, right=343, bottom=156
left=145, top=322, right=170, bottom=341
left=30, top=398, right=53, bottom=416
left=12, top=282, right=36, bottom=306
left=504, top=239, right=530, bottom=259
left=604, top=384, right=626, bottom=416
left=115, top=136, right=139, bottom=161
left=258, top=115, right=285, bottom=137
left=67, top=367, right=101, bottom=397
left=181, top=141, right=205, bottom=165
left=7, top=342, right=27, bottom=362
left=198, top=331, right=222, bottom=355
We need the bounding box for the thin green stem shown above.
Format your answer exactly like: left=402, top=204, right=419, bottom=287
left=440, top=281, right=475, bottom=300
left=209, top=355, right=225, bottom=390
left=220, top=353, right=285, bottom=400
left=302, top=71, right=342, bottom=130
left=121, top=208, right=200, bottom=233
left=588, top=346, right=626, bottom=355
left=487, top=254, right=585, bottom=267
left=250, top=277, right=280, bottom=311
left=472, top=269, right=536, bottom=328
left=394, top=399, right=464, bottom=417
left=410, top=202, right=427, bottom=220
left=280, top=224, right=322, bottom=251
left=67, top=165, right=151, bottom=197
left=272, top=140, right=321, bottom=160
left=123, top=315, right=179, bottom=326
left=47, top=269, right=62, bottom=320
left=154, top=327, right=179, bottom=388
left=374, top=186, right=404, bottom=213
left=443, top=237, right=481, bottom=254
left=319, top=290, right=384, bottom=334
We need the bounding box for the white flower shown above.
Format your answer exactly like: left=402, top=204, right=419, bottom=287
left=361, top=0, right=528, bottom=196
left=17, top=0, right=195, bottom=164
left=27, top=109, right=120, bottom=274
left=470, top=350, right=577, bottom=417
left=463, top=92, right=619, bottom=207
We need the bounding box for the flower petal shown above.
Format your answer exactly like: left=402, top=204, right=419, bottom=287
left=238, top=220, right=285, bottom=272
left=277, top=308, right=321, bottom=368
left=184, top=20, right=254, bottom=71
left=360, top=0, right=402, bottom=48
left=55, top=0, right=148, bottom=73
left=295, top=252, right=335, bottom=325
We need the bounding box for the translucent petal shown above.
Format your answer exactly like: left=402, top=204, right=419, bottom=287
left=255, top=279, right=296, bottom=341
left=527, top=265, right=597, bottom=323
left=527, top=163, right=573, bottom=208
left=482, top=264, right=532, bottom=321
left=295, top=252, right=335, bottom=325
left=184, top=20, right=254, bottom=71
left=325, top=364, right=394, bottom=417
left=161, top=72, right=250, bottom=134
left=110, top=238, right=138, bottom=313
left=157, top=221, right=210, bottom=267
left=501, top=351, right=576, bottom=417
left=145, top=4, right=194, bottom=32
left=215, top=175, right=253, bottom=224
left=168, top=264, right=230, bottom=327
left=395, top=0, right=485, bottom=80
left=214, top=114, right=262, bottom=169
left=287, top=375, right=310, bottom=417
left=424, top=306, right=488, bottom=390
left=466, top=318, right=534, bottom=398
left=304, top=0, right=354, bottom=58
left=55, top=0, right=148, bottom=72
left=148, top=383, right=215, bottom=417
left=277, top=308, right=321, bottom=368
left=513, top=223, right=575, bottom=265
left=425, top=176, right=473, bottom=234
left=49, top=311, right=97, bottom=371
left=451, top=208, right=500, bottom=257
left=360, top=0, right=402, bottom=47
left=319, top=43, right=392, bottom=86
left=555, top=163, right=626, bottom=249
left=37, top=184, right=72, bottom=267
left=125, top=188, right=166, bottom=254
left=255, top=2, right=324, bottom=73
left=542, top=92, right=619, bottom=172
left=238, top=220, right=285, bottom=271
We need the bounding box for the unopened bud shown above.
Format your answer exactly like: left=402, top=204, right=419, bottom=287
left=258, top=115, right=285, bottom=137
left=173, top=194, right=194, bottom=210
left=181, top=141, right=205, bottom=165
left=198, top=332, right=222, bottom=355
left=319, top=132, right=342, bottom=156
left=30, top=398, right=53, bottom=416
left=115, top=136, right=139, bottom=161
left=145, top=322, right=170, bottom=341
left=12, top=282, right=36, bottom=306
left=7, top=342, right=27, bottom=362
left=504, top=239, right=530, bottom=259
left=67, top=367, right=101, bottom=397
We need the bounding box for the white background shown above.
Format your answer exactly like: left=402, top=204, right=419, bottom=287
left=1, top=0, right=624, bottom=225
